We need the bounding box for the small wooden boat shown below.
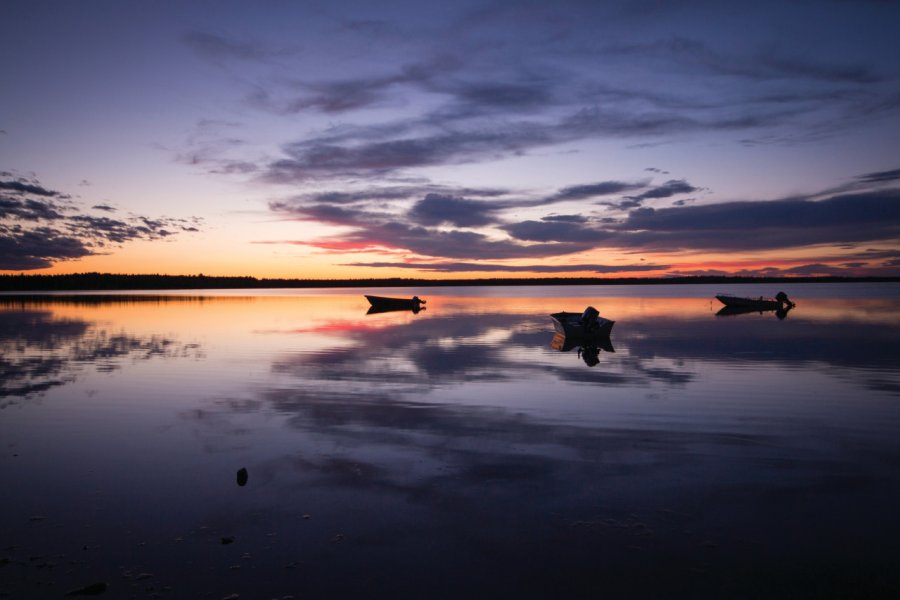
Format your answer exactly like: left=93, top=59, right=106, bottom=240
left=715, top=291, right=794, bottom=311
left=549, top=306, right=615, bottom=337
left=364, top=295, right=426, bottom=313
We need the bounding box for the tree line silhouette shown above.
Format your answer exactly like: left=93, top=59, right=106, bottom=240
left=0, top=272, right=896, bottom=291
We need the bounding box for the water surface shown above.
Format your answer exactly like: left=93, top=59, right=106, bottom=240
left=2, top=283, right=899, bottom=598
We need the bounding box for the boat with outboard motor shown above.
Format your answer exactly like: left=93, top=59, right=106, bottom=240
left=364, top=295, right=426, bottom=313
left=715, top=291, right=795, bottom=311
left=549, top=306, right=615, bottom=337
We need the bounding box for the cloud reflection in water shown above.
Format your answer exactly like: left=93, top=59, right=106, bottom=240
left=1, top=291, right=898, bottom=597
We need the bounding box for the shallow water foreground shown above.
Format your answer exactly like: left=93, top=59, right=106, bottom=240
left=1, top=283, right=899, bottom=598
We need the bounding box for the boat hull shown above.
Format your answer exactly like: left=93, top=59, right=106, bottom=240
left=550, top=312, right=615, bottom=337
left=715, top=295, right=781, bottom=310
left=364, top=295, right=424, bottom=312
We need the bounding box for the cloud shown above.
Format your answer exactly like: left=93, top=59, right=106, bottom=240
left=249, top=56, right=462, bottom=115
left=541, top=214, right=587, bottom=223
left=503, top=220, right=614, bottom=243
left=1, top=174, right=201, bottom=270
left=856, top=167, right=900, bottom=184
left=343, top=261, right=669, bottom=274
left=347, top=222, right=593, bottom=260
left=220, top=21, right=900, bottom=186
left=269, top=202, right=392, bottom=227
left=0, top=228, right=91, bottom=270
left=504, top=188, right=900, bottom=253
left=551, top=181, right=648, bottom=202
left=0, top=196, right=67, bottom=221
left=408, top=193, right=502, bottom=227
left=265, top=125, right=556, bottom=182
left=261, top=100, right=792, bottom=183
left=616, top=191, right=900, bottom=251
left=628, top=179, right=699, bottom=200
left=0, top=180, right=61, bottom=197
left=597, top=179, right=700, bottom=210
left=270, top=217, right=591, bottom=260
left=265, top=156, right=900, bottom=272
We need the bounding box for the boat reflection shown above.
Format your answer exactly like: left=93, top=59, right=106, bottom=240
left=716, top=304, right=794, bottom=319
left=366, top=304, right=426, bottom=315
left=550, top=332, right=615, bottom=367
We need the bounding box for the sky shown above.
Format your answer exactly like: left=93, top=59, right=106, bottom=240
left=1, top=0, right=899, bottom=279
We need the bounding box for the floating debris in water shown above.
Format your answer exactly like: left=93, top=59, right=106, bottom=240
left=236, top=468, right=248, bottom=487
left=65, top=581, right=107, bottom=596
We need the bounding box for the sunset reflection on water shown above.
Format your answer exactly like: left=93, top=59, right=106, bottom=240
left=1, top=284, right=899, bottom=598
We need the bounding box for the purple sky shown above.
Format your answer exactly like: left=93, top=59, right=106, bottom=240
left=1, top=0, right=899, bottom=277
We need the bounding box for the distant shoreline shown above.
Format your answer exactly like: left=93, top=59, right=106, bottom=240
left=0, top=272, right=897, bottom=292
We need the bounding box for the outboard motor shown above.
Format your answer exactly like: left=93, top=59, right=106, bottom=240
left=775, top=291, right=794, bottom=307
left=581, top=306, right=600, bottom=331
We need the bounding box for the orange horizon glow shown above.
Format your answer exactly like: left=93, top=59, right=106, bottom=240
left=8, top=251, right=895, bottom=280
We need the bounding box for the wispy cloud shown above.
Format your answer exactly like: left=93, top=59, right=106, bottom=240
left=856, top=167, right=900, bottom=184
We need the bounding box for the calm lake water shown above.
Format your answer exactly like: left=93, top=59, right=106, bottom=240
left=2, top=283, right=899, bottom=598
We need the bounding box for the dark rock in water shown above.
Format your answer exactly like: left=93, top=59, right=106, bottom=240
left=236, top=467, right=248, bottom=487
left=65, top=581, right=108, bottom=596
left=221, top=536, right=235, bottom=545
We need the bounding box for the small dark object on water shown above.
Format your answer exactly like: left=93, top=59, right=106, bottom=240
left=65, top=581, right=108, bottom=596
left=221, top=536, right=235, bottom=545
left=236, top=467, right=248, bottom=487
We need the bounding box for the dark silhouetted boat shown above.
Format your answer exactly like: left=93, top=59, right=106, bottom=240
left=715, top=291, right=795, bottom=311
left=364, top=295, right=426, bottom=314
left=550, top=306, right=615, bottom=337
